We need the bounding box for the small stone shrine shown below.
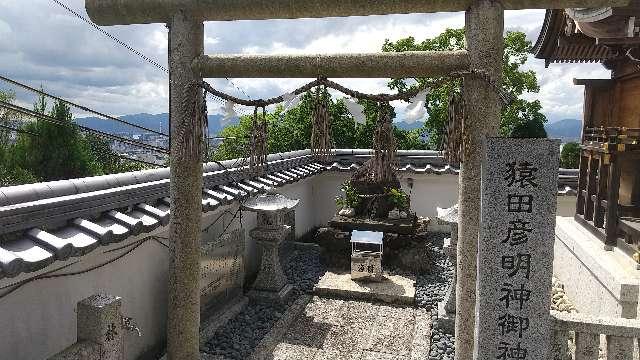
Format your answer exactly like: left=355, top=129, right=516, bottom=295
left=350, top=230, right=384, bottom=281
left=242, top=193, right=299, bottom=302
left=436, top=204, right=459, bottom=333
left=474, top=138, right=559, bottom=360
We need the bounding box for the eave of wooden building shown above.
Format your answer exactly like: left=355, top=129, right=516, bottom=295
left=531, top=9, right=618, bottom=67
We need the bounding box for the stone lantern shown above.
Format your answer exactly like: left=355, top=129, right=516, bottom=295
left=242, top=193, right=299, bottom=302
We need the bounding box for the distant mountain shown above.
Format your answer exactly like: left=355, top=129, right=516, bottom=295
left=545, top=118, right=582, bottom=143
left=394, top=121, right=424, bottom=131
left=76, top=113, right=232, bottom=136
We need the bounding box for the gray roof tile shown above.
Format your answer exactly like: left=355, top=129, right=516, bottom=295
left=3, top=238, right=54, bottom=274
left=0, top=245, right=25, bottom=277
left=204, top=189, right=233, bottom=203
left=92, top=218, right=130, bottom=243
left=0, top=149, right=577, bottom=280
left=135, top=203, right=170, bottom=226
left=71, top=218, right=115, bottom=245
left=27, top=229, right=74, bottom=260
left=106, top=211, right=144, bottom=235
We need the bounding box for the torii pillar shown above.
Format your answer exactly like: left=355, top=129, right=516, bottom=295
left=457, top=2, right=504, bottom=359
left=165, top=12, right=204, bottom=360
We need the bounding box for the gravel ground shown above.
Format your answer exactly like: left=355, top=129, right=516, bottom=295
left=202, top=243, right=326, bottom=360
left=407, top=232, right=456, bottom=360
left=203, top=233, right=455, bottom=360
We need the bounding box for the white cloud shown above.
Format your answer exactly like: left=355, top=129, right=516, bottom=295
left=0, top=2, right=607, bottom=123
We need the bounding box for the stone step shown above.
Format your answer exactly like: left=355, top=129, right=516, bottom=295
left=313, top=271, right=415, bottom=305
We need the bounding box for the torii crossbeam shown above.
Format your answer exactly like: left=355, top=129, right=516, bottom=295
left=84, top=1, right=628, bottom=359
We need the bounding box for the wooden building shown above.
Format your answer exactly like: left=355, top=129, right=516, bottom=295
left=533, top=3, right=640, bottom=256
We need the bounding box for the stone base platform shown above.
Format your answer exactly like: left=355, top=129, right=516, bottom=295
left=329, top=215, right=418, bottom=235
left=313, top=271, right=415, bottom=305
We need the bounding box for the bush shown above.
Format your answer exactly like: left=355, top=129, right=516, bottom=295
left=560, top=142, right=580, bottom=169
left=386, top=187, right=409, bottom=211
left=335, top=181, right=360, bottom=209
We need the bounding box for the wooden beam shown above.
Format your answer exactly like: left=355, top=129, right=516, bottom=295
left=574, top=78, right=614, bottom=86
left=85, top=0, right=630, bottom=26
left=192, top=51, right=470, bottom=78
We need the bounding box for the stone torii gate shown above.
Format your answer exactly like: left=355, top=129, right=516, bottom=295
left=85, top=1, right=626, bottom=359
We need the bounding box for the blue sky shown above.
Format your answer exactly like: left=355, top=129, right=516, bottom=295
left=0, top=0, right=612, bottom=123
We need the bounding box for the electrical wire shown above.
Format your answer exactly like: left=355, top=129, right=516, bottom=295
left=0, top=100, right=169, bottom=154
left=0, top=236, right=166, bottom=301
left=49, top=0, right=251, bottom=117
left=0, top=75, right=168, bottom=137
left=0, top=123, right=162, bottom=167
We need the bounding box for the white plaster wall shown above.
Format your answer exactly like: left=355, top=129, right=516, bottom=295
left=556, top=195, right=576, bottom=218
left=0, top=230, right=170, bottom=360
left=0, top=179, right=316, bottom=360
left=552, top=217, right=640, bottom=319
left=0, top=171, right=574, bottom=360
left=400, top=174, right=459, bottom=218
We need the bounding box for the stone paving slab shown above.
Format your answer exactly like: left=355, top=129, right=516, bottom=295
left=251, top=296, right=430, bottom=360
left=314, top=271, right=415, bottom=305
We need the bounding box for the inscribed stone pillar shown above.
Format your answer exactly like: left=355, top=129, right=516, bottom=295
left=166, top=10, right=204, bottom=360
left=456, top=2, right=504, bottom=359
left=474, top=138, right=559, bottom=360
left=77, top=294, right=123, bottom=360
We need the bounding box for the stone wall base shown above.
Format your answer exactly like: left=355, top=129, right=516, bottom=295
left=554, top=217, right=640, bottom=318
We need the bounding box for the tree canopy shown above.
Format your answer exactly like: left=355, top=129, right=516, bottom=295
left=560, top=142, right=580, bottom=169
left=382, top=29, right=547, bottom=147
left=214, top=29, right=547, bottom=161
left=1, top=90, right=147, bottom=186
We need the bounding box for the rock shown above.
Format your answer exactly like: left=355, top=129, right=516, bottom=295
left=314, top=227, right=351, bottom=269
left=550, top=277, right=578, bottom=313
left=338, top=207, right=355, bottom=217
left=389, top=209, right=400, bottom=219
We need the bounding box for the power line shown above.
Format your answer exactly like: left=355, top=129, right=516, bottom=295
left=0, top=122, right=163, bottom=167
left=50, top=0, right=168, bottom=73
left=50, top=0, right=251, bottom=116
left=0, top=100, right=169, bottom=154
left=0, top=75, right=168, bottom=137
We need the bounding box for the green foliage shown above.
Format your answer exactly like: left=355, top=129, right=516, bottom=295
left=0, top=89, right=39, bottom=186
left=335, top=181, right=360, bottom=209
left=84, top=134, right=148, bottom=174
left=501, top=98, right=547, bottom=138
left=382, top=29, right=548, bottom=146
left=212, top=89, right=428, bottom=160
left=12, top=96, right=100, bottom=181
left=0, top=90, right=147, bottom=186
left=386, top=187, right=409, bottom=210
left=560, top=142, right=581, bottom=169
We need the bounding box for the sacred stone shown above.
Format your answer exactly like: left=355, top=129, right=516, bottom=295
left=474, top=138, right=559, bottom=360
left=77, top=294, right=123, bottom=360
left=199, top=228, right=244, bottom=315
